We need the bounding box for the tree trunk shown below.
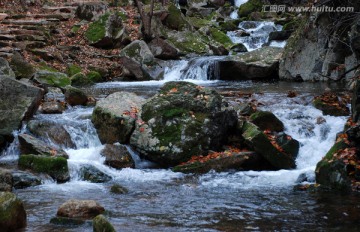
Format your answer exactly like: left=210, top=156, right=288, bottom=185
left=134, top=0, right=155, bottom=42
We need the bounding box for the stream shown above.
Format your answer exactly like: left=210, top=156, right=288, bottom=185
left=1, top=1, right=360, bottom=231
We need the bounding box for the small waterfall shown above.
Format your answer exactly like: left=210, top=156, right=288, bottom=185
left=227, top=21, right=283, bottom=51
left=230, top=0, right=249, bottom=19
left=0, top=124, right=27, bottom=162
left=164, top=56, right=223, bottom=81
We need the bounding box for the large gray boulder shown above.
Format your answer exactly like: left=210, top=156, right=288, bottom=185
left=0, top=58, right=15, bottom=78
left=219, top=47, right=282, bottom=80
left=130, top=81, right=238, bottom=167
left=0, top=76, right=43, bottom=138
left=92, top=92, right=146, bottom=144
left=119, top=56, right=152, bottom=81
left=100, top=144, right=135, bottom=169
left=0, top=192, right=27, bottom=232
left=148, top=37, right=179, bottom=60
left=85, top=12, right=130, bottom=49
left=120, top=40, right=154, bottom=65
left=76, top=2, right=108, bottom=21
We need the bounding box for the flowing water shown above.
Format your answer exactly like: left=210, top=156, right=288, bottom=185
left=1, top=58, right=359, bottom=231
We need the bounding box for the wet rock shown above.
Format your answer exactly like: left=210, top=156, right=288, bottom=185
left=40, top=101, right=65, bottom=114
left=0, top=168, right=13, bottom=192
left=57, top=199, right=105, bottom=219
left=119, top=56, right=152, bottom=81
left=130, top=81, right=238, bottom=167
left=249, top=111, right=284, bottom=132
left=80, top=165, right=111, bottom=183
left=0, top=192, right=27, bottom=232
left=120, top=40, right=154, bottom=65
left=44, top=87, right=65, bottom=103
left=0, top=76, right=43, bottom=138
left=242, top=121, right=298, bottom=169
left=230, top=43, right=248, bottom=53
left=18, top=133, right=69, bottom=158
left=85, top=12, right=130, bottom=49
left=101, top=144, right=135, bottom=169
left=64, top=86, right=88, bottom=106
left=11, top=170, right=41, bottom=189
left=237, top=102, right=256, bottom=116
left=33, top=70, right=71, bottom=88
left=110, top=184, right=128, bottom=194
left=27, top=120, right=76, bottom=149
left=173, top=150, right=257, bottom=173
left=315, top=137, right=352, bottom=191
left=76, top=2, right=108, bottom=21
left=0, top=57, right=15, bottom=78
left=93, top=215, right=116, bottom=232
left=219, top=47, right=282, bottom=80
left=18, top=154, right=70, bottom=183
left=92, top=92, right=146, bottom=144
left=148, top=37, right=179, bottom=60
left=9, top=52, right=35, bottom=79
left=237, top=0, right=263, bottom=18
left=268, top=30, right=293, bottom=41
left=313, top=92, right=349, bottom=116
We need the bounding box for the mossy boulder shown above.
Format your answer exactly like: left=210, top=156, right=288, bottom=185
left=163, top=4, right=191, bottom=31
left=10, top=52, right=35, bottom=79
left=18, top=154, right=70, bottom=183
left=237, top=0, right=262, bottom=18
left=100, top=144, right=135, bottom=169
left=119, top=40, right=154, bottom=65
left=209, top=27, right=233, bottom=48
left=85, top=13, right=130, bottom=49
left=313, top=92, right=350, bottom=116
left=92, top=92, right=146, bottom=144
left=79, top=165, right=111, bottom=183
left=93, top=215, right=116, bottom=232
left=315, top=137, right=352, bottom=191
left=230, top=43, right=248, bottom=53
left=168, top=31, right=209, bottom=55
left=130, top=81, right=238, bottom=167
left=87, top=71, right=102, bottom=83
left=66, top=64, right=82, bottom=77
left=242, top=121, right=298, bottom=169
left=71, top=73, right=93, bottom=87
left=18, top=133, right=69, bottom=159
left=0, top=58, right=15, bottom=78
left=33, top=70, right=71, bottom=88
left=64, top=86, right=88, bottom=106
left=219, top=20, right=238, bottom=32
left=76, top=2, right=108, bottom=21
left=249, top=111, right=284, bottom=132
left=148, top=37, right=179, bottom=60
left=0, top=192, right=27, bottom=232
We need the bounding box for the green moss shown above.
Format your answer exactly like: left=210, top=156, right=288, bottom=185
left=35, top=71, right=71, bottom=88
left=110, top=184, right=128, bottom=194
left=18, top=154, right=69, bottom=182
left=168, top=31, right=208, bottom=54
left=71, top=72, right=93, bottom=86
left=237, top=0, right=262, bottom=18
left=209, top=28, right=233, bottom=48
left=86, top=71, right=102, bottom=83
left=71, top=25, right=81, bottom=34
left=37, top=62, right=58, bottom=72
left=163, top=108, right=187, bottom=119
left=188, top=17, right=213, bottom=29
left=0, top=192, right=24, bottom=225
left=116, top=11, right=127, bottom=21
left=324, top=139, right=349, bottom=161
left=154, top=123, right=182, bottom=147
left=67, top=64, right=82, bottom=77
left=219, top=21, right=238, bottom=32
left=93, top=215, right=116, bottom=232
left=164, top=4, right=189, bottom=31
left=85, top=14, right=109, bottom=43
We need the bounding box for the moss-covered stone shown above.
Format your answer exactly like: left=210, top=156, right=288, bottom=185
left=67, top=64, right=82, bottom=77
left=249, top=111, right=284, bottom=132
left=37, top=62, right=58, bottom=72
left=209, top=27, right=233, bottom=48
left=237, top=0, right=262, bottom=18
left=164, top=4, right=191, bottom=31
left=71, top=73, right=93, bottom=86
left=93, top=215, right=116, bottom=232
left=313, top=93, right=350, bottom=116
left=110, top=184, right=128, bottom=194
left=86, top=71, right=102, bottom=83
left=0, top=192, right=27, bottom=232
left=85, top=13, right=109, bottom=43
left=34, top=70, right=71, bottom=88
left=18, top=154, right=70, bottom=183
left=188, top=17, right=214, bottom=29
left=168, top=31, right=208, bottom=55
left=65, top=85, right=88, bottom=106
left=10, top=52, right=35, bottom=79
left=219, top=21, right=238, bottom=32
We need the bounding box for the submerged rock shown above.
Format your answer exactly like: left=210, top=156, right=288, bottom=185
left=11, top=170, right=41, bottom=189
left=242, top=121, right=298, bottom=169
left=110, top=184, right=128, bottom=194
left=130, top=81, right=237, bottom=167
left=0, top=76, right=43, bottom=139
left=93, top=215, right=116, bottom=232
left=92, top=92, right=146, bottom=144
left=18, top=154, right=70, bottom=183
left=57, top=199, right=105, bottom=219
left=0, top=192, right=27, bottom=232
left=313, top=92, right=349, bottom=116
left=0, top=168, right=13, bottom=192
left=79, top=165, right=111, bottom=183
left=219, top=47, right=282, bottom=80
left=18, top=133, right=69, bottom=158
left=100, top=144, right=135, bottom=169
